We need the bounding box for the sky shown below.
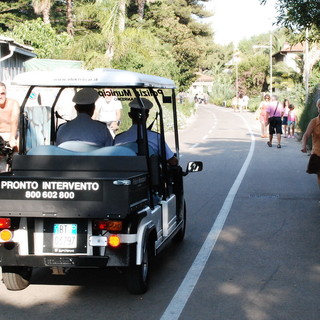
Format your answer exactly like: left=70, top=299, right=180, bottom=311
left=206, top=0, right=278, bottom=46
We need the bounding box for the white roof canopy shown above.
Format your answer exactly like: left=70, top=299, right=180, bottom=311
left=12, top=68, right=176, bottom=89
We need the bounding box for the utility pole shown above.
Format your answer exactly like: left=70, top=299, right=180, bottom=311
left=269, top=32, right=273, bottom=94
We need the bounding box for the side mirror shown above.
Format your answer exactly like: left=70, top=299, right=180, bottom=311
left=185, top=161, right=203, bottom=175
left=162, top=96, right=172, bottom=103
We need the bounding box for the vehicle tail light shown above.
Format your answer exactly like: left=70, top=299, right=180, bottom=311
left=94, top=220, right=122, bottom=232
left=0, top=229, right=12, bottom=242
left=108, top=235, right=121, bottom=248
left=0, top=218, right=11, bottom=229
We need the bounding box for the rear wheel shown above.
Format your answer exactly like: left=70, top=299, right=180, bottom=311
left=2, top=266, right=32, bottom=291
left=126, top=241, right=151, bottom=294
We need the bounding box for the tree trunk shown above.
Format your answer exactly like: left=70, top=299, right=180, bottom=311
left=66, top=0, right=74, bottom=36
left=42, top=4, right=51, bottom=24
left=137, top=0, right=146, bottom=20
left=118, top=0, right=126, bottom=32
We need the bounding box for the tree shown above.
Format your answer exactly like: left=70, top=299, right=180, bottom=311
left=237, top=54, right=269, bottom=96
left=260, top=0, right=320, bottom=42
left=32, top=0, right=54, bottom=24
left=112, top=28, right=179, bottom=79
left=272, top=61, right=302, bottom=91
left=134, top=0, right=213, bottom=90
left=1, top=0, right=215, bottom=93
left=66, top=0, right=74, bottom=36
left=198, top=42, right=233, bottom=72
left=6, top=18, right=72, bottom=58
left=72, top=0, right=127, bottom=59
left=0, top=0, right=36, bottom=31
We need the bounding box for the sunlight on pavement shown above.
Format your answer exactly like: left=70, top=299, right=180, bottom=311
left=0, top=284, right=79, bottom=308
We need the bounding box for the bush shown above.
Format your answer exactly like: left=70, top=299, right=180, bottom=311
left=6, top=18, right=72, bottom=59
left=299, top=84, right=320, bottom=136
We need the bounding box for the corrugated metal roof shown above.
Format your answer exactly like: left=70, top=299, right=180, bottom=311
left=0, top=36, right=34, bottom=53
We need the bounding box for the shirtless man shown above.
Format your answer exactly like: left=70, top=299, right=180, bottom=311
left=0, top=82, right=20, bottom=149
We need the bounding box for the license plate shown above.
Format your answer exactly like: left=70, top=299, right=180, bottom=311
left=53, top=224, right=77, bottom=248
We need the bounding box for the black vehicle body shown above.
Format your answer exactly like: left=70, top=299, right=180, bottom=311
left=0, top=69, right=202, bottom=293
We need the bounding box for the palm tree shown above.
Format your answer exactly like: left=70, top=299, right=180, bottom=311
left=32, top=0, right=53, bottom=24
left=97, top=0, right=127, bottom=59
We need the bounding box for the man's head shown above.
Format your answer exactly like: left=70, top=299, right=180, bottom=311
left=0, top=82, right=7, bottom=106
left=264, top=94, right=270, bottom=101
left=73, top=88, right=99, bottom=116
left=271, top=94, right=278, bottom=101
left=128, top=98, right=153, bottom=123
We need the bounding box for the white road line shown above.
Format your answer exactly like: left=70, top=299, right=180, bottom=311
left=160, top=114, right=255, bottom=320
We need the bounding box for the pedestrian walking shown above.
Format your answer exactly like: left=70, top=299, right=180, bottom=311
left=238, top=93, right=246, bottom=112
left=282, top=99, right=290, bottom=138
left=256, top=94, right=270, bottom=138
left=231, top=96, right=238, bottom=112
left=287, top=104, right=297, bottom=138
left=243, top=94, right=249, bottom=111
left=266, top=94, right=284, bottom=148
left=301, top=99, right=320, bottom=188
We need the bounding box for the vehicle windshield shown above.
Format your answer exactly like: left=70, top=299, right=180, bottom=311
left=16, top=86, right=176, bottom=154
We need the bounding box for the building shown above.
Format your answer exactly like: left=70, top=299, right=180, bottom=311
left=0, top=36, right=36, bottom=83
left=273, top=43, right=304, bottom=73
left=190, top=73, right=214, bottom=96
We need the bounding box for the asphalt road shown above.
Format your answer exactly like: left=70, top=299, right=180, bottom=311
left=0, top=104, right=319, bottom=320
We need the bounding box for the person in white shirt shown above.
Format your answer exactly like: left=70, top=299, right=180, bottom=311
left=94, top=90, right=122, bottom=136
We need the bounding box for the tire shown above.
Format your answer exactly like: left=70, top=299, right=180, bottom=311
left=173, top=200, right=186, bottom=242
left=126, top=241, right=150, bottom=294
left=2, top=266, right=32, bottom=291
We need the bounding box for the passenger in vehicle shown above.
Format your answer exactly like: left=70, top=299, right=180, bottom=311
left=93, top=89, right=122, bottom=137
left=56, top=88, right=113, bottom=147
left=114, top=98, right=178, bottom=166
left=0, top=82, right=20, bottom=149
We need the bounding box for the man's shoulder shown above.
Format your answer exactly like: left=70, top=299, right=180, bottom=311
left=313, top=116, right=320, bottom=123
left=94, top=119, right=108, bottom=126
left=3, top=98, right=19, bottom=109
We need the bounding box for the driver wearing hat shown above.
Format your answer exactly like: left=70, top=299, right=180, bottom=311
left=56, top=88, right=113, bottom=147
left=114, top=98, right=178, bottom=165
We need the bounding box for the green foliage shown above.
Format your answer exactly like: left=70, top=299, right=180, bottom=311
left=309, top=61, right=320, bottom=89
left=112, top=28, right=179, bottom=79
left=136, top=0, right=213, bottom=90
left=299, top=85, right=320, bottom=137
left=236, top=54, right=269, bottom=96
left=209, top=66, right=234, bottom=106
left=202, top=42, right=233, bottom=71
left=5, top=18, right=72, bottom=59
left=0, top=0, right=35, bottom=31
left=61, top=32, right=109, bottom=67
left=272, top=61, right=302, bottom=91
left=247, top=95, right=262, bottom=112
left=261, top=0, right=320, bottom=43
